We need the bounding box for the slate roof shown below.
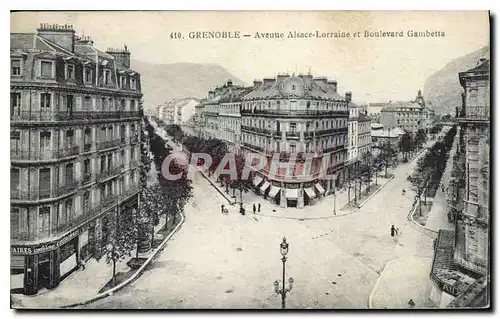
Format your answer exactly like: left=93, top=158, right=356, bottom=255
left=381, top=101, right=423, bottom=112
left=243, top=75, right=344, bottom=101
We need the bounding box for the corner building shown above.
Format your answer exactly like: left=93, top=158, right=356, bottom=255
left=10, top=24, right=142, bottom=295
left=241, top=74, right=348, bottom=208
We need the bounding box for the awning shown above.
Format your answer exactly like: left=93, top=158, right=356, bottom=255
left=269, top=185, right=280, bottom=198
left=253, top=176, right=263, bottom=187
left=260, top=181, right=270, bottom=193
left=286, top=188, right=299, bottom=199
left=315, top=183, right=326, bottom=194
left=304, top=187, right=316, bottom=199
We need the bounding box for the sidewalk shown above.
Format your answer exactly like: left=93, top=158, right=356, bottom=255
left=424, top=135, right=457, bottom=232
left=12, top=215, right=169, bottom=309
left=369, top=257, right=436, bottom=309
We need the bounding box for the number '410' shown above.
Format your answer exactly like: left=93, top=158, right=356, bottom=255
left=170, top=32, right=182, bottom=39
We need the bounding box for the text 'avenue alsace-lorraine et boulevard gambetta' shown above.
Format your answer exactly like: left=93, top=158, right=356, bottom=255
left=9, top=11, right=490, bottom=310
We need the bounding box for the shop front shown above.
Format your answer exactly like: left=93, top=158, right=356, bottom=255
left=10, top=224, right=93, bottom=295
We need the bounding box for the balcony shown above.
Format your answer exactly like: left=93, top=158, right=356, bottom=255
left=54, top=180, right=79, bottom=197
left=286, top=131, right=300, bottom=139
left=96, top=166, right=122, bottom=182
left=241, top=125, right=271, bottom=136
left=323, top=145, right=345, bottom=153
left=130, top=135, right=139, bottom=144
left=83, top=172, right=94, bottom=184
left=240, top=109, right=349, bottom=117
left=83, top=143, right=92, bottom=152
left=11, top=146, right=80, bottom=161
left=97, top=139, right=121, bottom=151
left=11, top=110, right=141, bottom=123
left=242, top=142, right=264, bottom=153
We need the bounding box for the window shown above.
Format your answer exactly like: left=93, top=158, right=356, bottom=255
left=120, top=150, right=125, bottom=166
left=11, top=131, right=20, bottom=152
left=84, top=96, right=91, bottom=110
left=84, top=68, right=92, bottom=83
left=65, top=163, right=74, bottom=183
left=101, top=98, right=106, bottom=110
left=83, top=191, right=90, bottom=213
left=100, top=127, right=107, bottom=141
left=38, top=207, right=50, bottom=237
left=66, top=64, right=75, bottom=80
left=290, top=144, right=296, bottom=153
left=65, top=129, right=74, bottom=148
left=107, top=125, right=114, bottom=140
left=64, top=198, right=72, bottom=223
left=11, top=93, right=21, bottom=116
left=11, top=59, right=21, bottom=76
left=120, top=76, right=126, bottom=88
left=40, top=131, right=51, bottom=149
left=84, top=159, right=90, bottom=179
left=11, top=168, right=20, bottom=192
left=100, top=156, right=106, bottom=173
left=40, top=93, right=51, bottom=109
left=84, top=128, right=91, bottom=148
left=40, top=61, right=53, bottom=78
left=107, top=154, right=113, bottom=171
left=39, top=168, right=51, bottom=199
left=290, top=123, right=297, bottom=133
left=11, top=208, right=20, bottom=233
left=130, top=78, right=136, bottom=89
left=120, top=124, right=126, bottom=142
left=66, top=95, right=74, bottom=114
left=130, top=100, right=136, bottom=111
left=103, top=69, right=110, bottom=86
left=131, top=147, right=136, bottom=162
left=120, top=99, right=125, bottom=110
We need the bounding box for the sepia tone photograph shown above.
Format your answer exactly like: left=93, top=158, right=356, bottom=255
left=9, top=10, right=490, bottom=310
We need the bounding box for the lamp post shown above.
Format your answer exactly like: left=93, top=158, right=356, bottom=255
left=333, top=189, right=337, bottom=215
left=274, top=237, right=294, bottom=309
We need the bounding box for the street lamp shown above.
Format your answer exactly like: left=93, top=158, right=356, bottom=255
left=274, top=237, right=294, bottom=309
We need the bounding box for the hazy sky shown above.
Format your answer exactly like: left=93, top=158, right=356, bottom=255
left=11, top=11, right=489, bottom=103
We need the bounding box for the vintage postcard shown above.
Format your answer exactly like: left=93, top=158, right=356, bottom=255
left=9, top=11, right=490, bottom=309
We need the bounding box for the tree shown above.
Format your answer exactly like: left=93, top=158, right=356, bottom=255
left=398, top=132, right=413, bottom=162
left=229, top=152, right=253, bottom=203
left=359, top=152, right=374, bottom=193
left=102, top=209, right=137, bottom=287
left=379, top=141, right=396, bottom=177
left=415, top=128, right=427, bottom=151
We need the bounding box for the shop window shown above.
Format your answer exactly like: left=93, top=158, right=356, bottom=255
left=38, top=206, right=50, bottom=237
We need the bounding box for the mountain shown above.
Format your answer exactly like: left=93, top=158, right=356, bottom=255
left=424, top=45, right=489, bottom=115
left=130, top=60, right=246, bottom=110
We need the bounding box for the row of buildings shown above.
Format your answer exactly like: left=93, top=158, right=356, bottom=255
left=154, top=98, right=198, bottom=126
left=429, top=58, right=489, bottom=307
left=10, top=24, right=143, bottom=295
left=193, top=75, right=372, bottom=208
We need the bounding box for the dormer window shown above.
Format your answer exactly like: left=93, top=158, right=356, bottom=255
left=84, top=68, right=92, bottom=83
left=120, top=76, right=127, bottom=89
left=11, top=59, right=21, bottom=76
left=40, top=60, right=54, bottom=78
left=130, top=78, right=136, bottom=90
left=103, top=69, right=110, bottom=86
left=65, top=64, right=75, bottom=80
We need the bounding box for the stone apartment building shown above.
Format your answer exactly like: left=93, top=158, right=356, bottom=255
left=379, top=90, right=432, bottom=133
left=240, top=74, right=349, bottom=208
left=10, top=24, right=142, bottom=295
left=357, top=112, right=372, bottom=160
left=429, top=58, right=489, bottom=308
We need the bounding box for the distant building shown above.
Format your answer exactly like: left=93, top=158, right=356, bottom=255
left=346, top=102, right=359, bottom=175
left=371, top=123, right=404, bottom=148
left=357, top=112, right=372, bottom=160
left=379, top=90, right=428, bottom=133
left=429, top=58, right=490, bottom=308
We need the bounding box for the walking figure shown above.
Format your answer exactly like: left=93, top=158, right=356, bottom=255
left=258, top=203, right=261, bottom=212
left=408, top=299, right=415, bottom=308
left=391, top=225, right=398, bottom=237
left=221, top=204, right=224, bottom=215
left=253, top=204, right=256, bottom=214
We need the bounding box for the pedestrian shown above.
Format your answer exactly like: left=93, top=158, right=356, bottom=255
left=221, top=204, right=224, bottom=214
left=391, top=225, right=398, bottom=237
left=408, top=299, right=415, bottom=308
left=258, top=203, right=261, bottom=212
left=253, top=203, right=256, bottom=214
left=80, top=255, right=86, bottom=270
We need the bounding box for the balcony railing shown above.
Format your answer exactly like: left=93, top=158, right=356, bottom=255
left=83, top=173, right=94, bottom=184
left=130, top=135, right=139, bottom=144
left=83, top=143, right=92, bottom=152
left=11, top=146, right=80, bottom=161
left=241, top=125, right=271, bottom=135
left=97, top=139, right=121, bottom=151
left=286, top=131, right=300, bottom=138
left=11, top=110, right=141, bottom=122
left=96, top=166, right=122, bottom=182
left=240, top=109, right=349, bottom=117
left=242, top=142, right=264, bottom=152
left=54, top=180, right=79, bottom=197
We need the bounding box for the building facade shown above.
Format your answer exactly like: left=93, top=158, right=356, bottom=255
left=346, top=102, right=359, bottom=167
left=429, top=58, right=490, bottom=308
left=240, top=74, right=349, bottom=208
left=379, top=90, right=427, bottom=133
left=357, top=112, right=372, bottom=159
left=10, top=24, right=142, bottom=295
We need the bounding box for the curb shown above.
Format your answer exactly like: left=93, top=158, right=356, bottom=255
left=407, top=199, right=438, bottom=239
left=197, top=169, right=236, bottom=205
left=254, top=175, right=396, bottom=221
left=59, top=211, right=186, bottom=309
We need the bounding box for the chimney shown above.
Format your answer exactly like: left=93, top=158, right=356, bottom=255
left=253, top=80, right=262, bottom=89
left=106, top=45, right=131, bottom=68
left=37, top=23, right=75, bottom=52
left=478, top=58, right=487, bottom=65
left=313, top=77, right=328, bottom=85
left=227, top=79, right=233, bottom=87
left=208, top=90, right=215, bottom=99
left=263, top=78, right=275, bottom=85
left=328, top=80, right=338, bottom=93
left=345, top=91, right=352, bottom=103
